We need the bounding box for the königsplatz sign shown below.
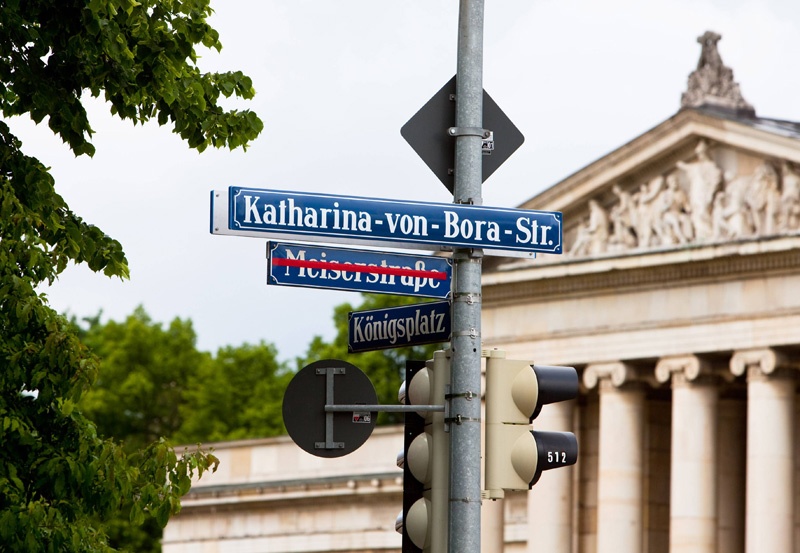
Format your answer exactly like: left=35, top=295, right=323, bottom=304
left=347, top=300, right=451, bottom=353
left=211, top=187, right=561, bottom=257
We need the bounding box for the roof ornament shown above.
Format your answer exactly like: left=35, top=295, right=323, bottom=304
left=680, top=31, right=755, bottom=116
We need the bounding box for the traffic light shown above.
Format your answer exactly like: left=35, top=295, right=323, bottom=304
left=484, top=351, right=578, bottom=497
left=395, top=352, right=450, bottom=553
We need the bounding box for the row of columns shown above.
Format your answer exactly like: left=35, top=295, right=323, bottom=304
left=526, top=347, right=798, bottom=553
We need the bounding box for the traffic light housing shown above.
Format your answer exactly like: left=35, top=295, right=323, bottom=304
left=484, top=351, right=578, bottom=496
left=396, top=352, right=450, bottom=553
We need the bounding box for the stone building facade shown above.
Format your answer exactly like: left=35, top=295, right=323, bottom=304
left=164, top=32, right=800, bottom=553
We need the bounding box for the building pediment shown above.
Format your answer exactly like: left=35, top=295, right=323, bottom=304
left=500, top=105, right=800, bottom=273
left=555, top=116, right=800, bottom=261
left=499, top=32, right=800, bottom=272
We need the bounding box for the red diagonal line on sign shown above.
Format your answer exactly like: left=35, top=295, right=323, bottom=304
left=272, top=257, right=448, bottom=280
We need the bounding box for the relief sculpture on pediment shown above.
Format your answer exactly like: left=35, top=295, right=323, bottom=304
left=568, top=140, right=800, bottom=258
left=779, top=162, right=800, bottom=230
left=677, top=140, right=722, bottom=241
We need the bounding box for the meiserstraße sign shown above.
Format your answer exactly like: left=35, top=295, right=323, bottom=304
left=210, top=187, right=562, bottom=256
left=267, top=241, right=452, bottom=299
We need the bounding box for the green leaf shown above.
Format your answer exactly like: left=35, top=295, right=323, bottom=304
left=129, top=501, right=145, bottom=526
left=155, top=500, right=171, bottom=528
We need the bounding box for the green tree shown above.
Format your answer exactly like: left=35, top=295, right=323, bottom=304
left=300, top=294, right=442, bottom=425
left=75, top=313, right=289, bottom=552
left=0, top=1, right=261, bottom=550
left=79, top=307, right=209, bottom=454
left=76, top=308, right=212, bottom=553
left=176, top=341, right=291, bottom=444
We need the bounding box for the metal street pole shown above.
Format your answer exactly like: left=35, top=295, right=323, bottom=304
left=449, top=1, right=484, bottom=553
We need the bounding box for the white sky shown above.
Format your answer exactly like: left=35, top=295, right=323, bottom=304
left=12, top=0, right=800, bottom=362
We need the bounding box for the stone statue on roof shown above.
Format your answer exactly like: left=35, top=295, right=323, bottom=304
left=680, top=31, right=755, bottom=116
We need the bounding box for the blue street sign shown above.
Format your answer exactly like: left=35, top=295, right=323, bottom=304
left=210, top=187, right=562, bottom=256
left=348, top=301, right=451, bottom=353
left=267, top=242, right=452, bottom=299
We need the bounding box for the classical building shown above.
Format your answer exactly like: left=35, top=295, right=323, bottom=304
left=163, top=32, right=800, bottom=553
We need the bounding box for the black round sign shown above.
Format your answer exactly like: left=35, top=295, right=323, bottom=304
left=282, top=359, right=378, bottom=458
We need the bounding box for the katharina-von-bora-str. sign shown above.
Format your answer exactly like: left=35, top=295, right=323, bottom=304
left=210, top=187, right=562, bottom=255
left=267, top=242, right=452, bottom=299
left=347, top=300, right=451, bottom=353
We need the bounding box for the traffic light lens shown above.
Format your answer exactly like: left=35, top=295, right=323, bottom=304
left=406, top=497, right=431, bottom=549
left=407, top=432, right=431, bottom=483
left=407, top=367, right=433, bottom=419
left=511, top=365, right=539, bottom=418
left=510, top=431, right=538, bottom=485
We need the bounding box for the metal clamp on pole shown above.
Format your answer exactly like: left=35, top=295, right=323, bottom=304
left=453, top=292, right=482, bottom=305
left=325, top=404, right=444, bottom=413
left=448, top=127, right=495, bottom=156
left=446, top=391, right=478, bottom=401
left=448, top=126, right=491, bottom=138
left=452, top=247, right=484, bottom=259
left=451, top=328, right=480, bottom=339
left=445, top=415, right=481, bottom=425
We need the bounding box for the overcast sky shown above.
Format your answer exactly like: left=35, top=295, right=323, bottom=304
left=11, top=0, right=800, bottom=363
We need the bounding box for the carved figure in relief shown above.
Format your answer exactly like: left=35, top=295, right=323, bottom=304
left=745, top=163, right=780, bottom=236
left=778, top=162, right=800, bottom=231
left=569, top=221, right=591, bottom=257
left=570, top=200, right=609, bottom=256
left=633, top=177, right=663, bottom=248
left=711, top=190, right=731, bottom=239
left=656, top=174, right=693, bottom=245
left=676, top=140, right=722, bottom=241
left=567, top=154, right=799, bottom=259
left=720, top=173, right=754, bottom=239
left=609, top=184, right=637, bottom=249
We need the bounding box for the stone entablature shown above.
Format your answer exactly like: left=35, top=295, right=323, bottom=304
left=484, top=235, right=800, bottom=302
left=162, top=427, right=531, bottom=553
left=162, top=428, right=406, bottom=553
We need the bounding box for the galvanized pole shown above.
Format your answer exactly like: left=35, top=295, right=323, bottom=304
left=449, top=1, right=484, bottom=553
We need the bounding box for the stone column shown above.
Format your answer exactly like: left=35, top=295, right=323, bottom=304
left=717, top=397, right=745, bottom=553
left=655, top=355, right=718, bottom=553
left=527, top=400, right=575, bottom=553
left=584, top=362, right=646, bottom=553
left=730, top=348, right=797, bottom=553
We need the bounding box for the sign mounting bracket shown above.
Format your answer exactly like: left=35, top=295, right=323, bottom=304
left=315, top=366, right=346, bottom=451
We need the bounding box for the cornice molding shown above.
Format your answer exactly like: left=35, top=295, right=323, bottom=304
left=180, top=471, right=402, bottom=513
left=484, top=245, right=800, bottom=306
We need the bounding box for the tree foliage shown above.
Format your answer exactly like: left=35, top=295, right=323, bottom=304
left=77, top=308, right=291, bottom=448
left=0, top=0, right=263, bottom=155
left=75, top=308, right=287, bottom=551
left=299, top=294, right=442, bottom=425
left=79, top=307, right=210, bottom=453
left=0, top=0, right=262, bottom=550
left=176, top=341, right=291, bottom=444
